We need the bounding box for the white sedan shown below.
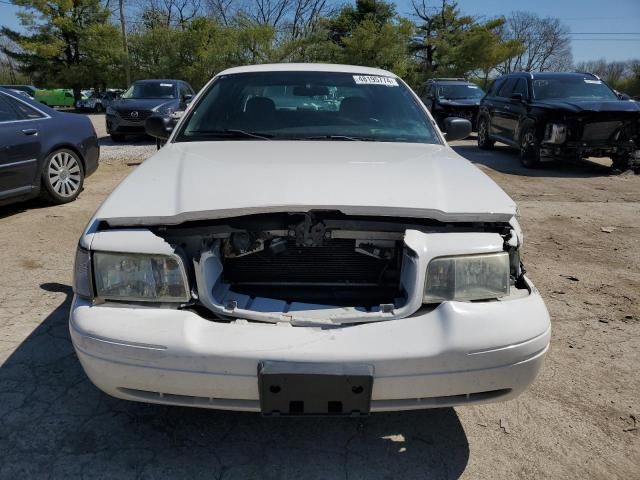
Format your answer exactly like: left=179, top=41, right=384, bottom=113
left=70, top=64, right=550, bottom=415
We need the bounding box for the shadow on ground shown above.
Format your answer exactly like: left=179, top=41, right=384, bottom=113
left=99, top=134, right=156, bottom=147
left=0, top=198, right=53, bottom=221
left=452, top=143, right=615, bottom=178
left=0, top=283, right=469, bottom=479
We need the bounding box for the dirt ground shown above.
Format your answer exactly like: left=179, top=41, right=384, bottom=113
left=0, top=114, right=638, bottom=478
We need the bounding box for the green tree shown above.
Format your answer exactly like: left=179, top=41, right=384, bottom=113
left=1, top=0, right=123, bottom=97
left=317, top=0, right=415, bottom=78
left=437, top=18, right=523, bottom=87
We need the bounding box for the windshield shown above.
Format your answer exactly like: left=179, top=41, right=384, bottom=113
left=533, top=77, right=618, bottom=101
left=122, top=82, right=176, bottom=99
left=437, top=84, right=484, bottom=100
left=176, top=71, right=439, bottom=144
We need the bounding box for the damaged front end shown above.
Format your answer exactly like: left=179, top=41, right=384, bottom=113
left=539, top=111, right=640, bottom=169
left=82, top=211, right=530, bottom=327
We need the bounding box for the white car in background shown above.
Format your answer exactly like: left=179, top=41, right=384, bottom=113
left=70, top=64, right=550, bottom=416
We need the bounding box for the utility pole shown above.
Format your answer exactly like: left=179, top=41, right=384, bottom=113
left=119, top=0, right=131, bottom=86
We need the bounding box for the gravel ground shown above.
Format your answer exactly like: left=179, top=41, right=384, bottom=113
left=0, top=115, right=638, bottom=478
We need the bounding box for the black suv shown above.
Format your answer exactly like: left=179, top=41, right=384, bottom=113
left=106, top=79, right=195, bottom=141
left=477, top=72, right=640, bottom=170
left=421, top=78, right=485, bottom=132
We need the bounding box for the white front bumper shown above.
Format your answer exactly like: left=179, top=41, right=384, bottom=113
left=69, top=279, right=550, bottom=412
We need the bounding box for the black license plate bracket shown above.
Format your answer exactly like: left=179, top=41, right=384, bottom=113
left=258, top=361, right=373, bottom=416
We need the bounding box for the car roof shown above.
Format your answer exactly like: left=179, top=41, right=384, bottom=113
left=500, top=72, right=600, bottom=80
left=428, top=78, right=468, bottom=83
left=217, top=63, right=398, bottom=78
left=133, top=79, right=184, bottom=84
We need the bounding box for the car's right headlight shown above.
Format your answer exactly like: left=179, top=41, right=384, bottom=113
left=91, top=252, right=190, bottom=302
left=423, top=252, right=510, bottom=303
left=106, top=106, right=116, bottom=115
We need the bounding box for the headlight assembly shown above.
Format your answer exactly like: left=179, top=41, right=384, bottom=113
left=93, top=252, right=190, bottom=302
left=424, top=252, right=510, bottom=303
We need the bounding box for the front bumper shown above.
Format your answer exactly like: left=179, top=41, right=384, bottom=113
left=105, top=113, right=147, bottom=135
left=70, top=279, right=550, bottom=413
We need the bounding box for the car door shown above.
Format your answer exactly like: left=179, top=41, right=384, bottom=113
left=490, top=78, right=518, bottom=142
left=0, top=93, right=46, bottom=199
left=501, top=77, right=529, bottom=143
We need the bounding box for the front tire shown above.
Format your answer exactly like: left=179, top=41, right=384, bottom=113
left=519, top=127, right=541, bottom=168
left=40, top=149, right=84, bottom=204
left=477, top=117, right=494, bottom=150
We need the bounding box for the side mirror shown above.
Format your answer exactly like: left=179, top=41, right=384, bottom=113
left=145, top=114, right=173, bottom=140
left=443, top=117, right=472, bottom=141
left=511, top=93, right=524, bottom=102
left=182, top=94, right=194, bottom=104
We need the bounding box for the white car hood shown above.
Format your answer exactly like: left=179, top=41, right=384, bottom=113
left=96, top=141, right=516, bottom=226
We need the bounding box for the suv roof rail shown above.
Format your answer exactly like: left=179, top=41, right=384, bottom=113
left=573, top=71, right=600, bottom=80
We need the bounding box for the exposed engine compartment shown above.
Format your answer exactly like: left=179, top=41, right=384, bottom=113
left=138, top=211, right=521, bottom=324
left=540, top=111, right=640, bottom=168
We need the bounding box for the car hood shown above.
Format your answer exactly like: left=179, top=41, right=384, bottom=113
left=439, top=99, right=481, bottom=107
left=534, top=99, right=640, bottom=113
left=95, top=141, right=517, bottom=227
left=112, top=98, right=177, bottom=110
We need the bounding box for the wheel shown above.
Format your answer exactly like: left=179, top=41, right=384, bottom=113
left=519, top=127, right=541, bottom=168
left=477, top=116, right=494, bottom=150
left=94, top=103, right=103, bottom=113
left=611, top=153, right=631, bottom=171
left=110, top=133, right=125, bottom=142
left=40, top=149, right=84, bottom=204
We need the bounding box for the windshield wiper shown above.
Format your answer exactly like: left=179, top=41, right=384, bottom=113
left=299, top=135, right=377, bottom=141
left=187, top=129, right=273, bottom=140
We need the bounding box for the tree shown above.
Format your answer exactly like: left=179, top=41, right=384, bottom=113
left=574, top=58, right=640, bottom=96
left=119, top=0, right=131, bottom=85
left=497, top=11, right=572, bottom=73
left=1, top=0, right=122, bottom=97
left=318, top=0, right=414, bottom=78
left=410, top=1, right=522, bottom=87
left=411, top=0, right=463, bottom=78
left=437, top=18, right=523, bottom=87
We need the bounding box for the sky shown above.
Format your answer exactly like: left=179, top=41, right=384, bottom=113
left=0, top=0, right=639, bottom=63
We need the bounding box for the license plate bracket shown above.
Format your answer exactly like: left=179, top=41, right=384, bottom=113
left=258, top=361, right=373, bottom=416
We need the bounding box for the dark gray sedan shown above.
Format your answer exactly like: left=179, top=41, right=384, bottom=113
left=0, top=87, right=99, bottom=206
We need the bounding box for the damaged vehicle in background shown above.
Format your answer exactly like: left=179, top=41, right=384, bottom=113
left=70, top=64, right=550, bottom=416
left=421, top=78, right=485, bottom=134
left=478, top=72, right=640, bottom=171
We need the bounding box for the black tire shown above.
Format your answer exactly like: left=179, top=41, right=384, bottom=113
left=477, top=116, right=494, bottom=150
left=611, top=153, right=631, bottom=171
left=110, top=133, right=125, bottom=142
left=40, top=149, right=84, bottom=204
left=519, top=127, right=541, bottom=168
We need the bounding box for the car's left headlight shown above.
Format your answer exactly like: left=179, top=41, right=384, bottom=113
left=93, top=252, right=190, bottom=302
left=423, top=252, right=510, bottom=303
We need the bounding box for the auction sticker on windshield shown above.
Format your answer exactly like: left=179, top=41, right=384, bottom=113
left=353, top=75, right=398, bottom=87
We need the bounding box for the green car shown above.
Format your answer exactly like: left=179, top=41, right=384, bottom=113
left=35, top=89, right=84, bottom=108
